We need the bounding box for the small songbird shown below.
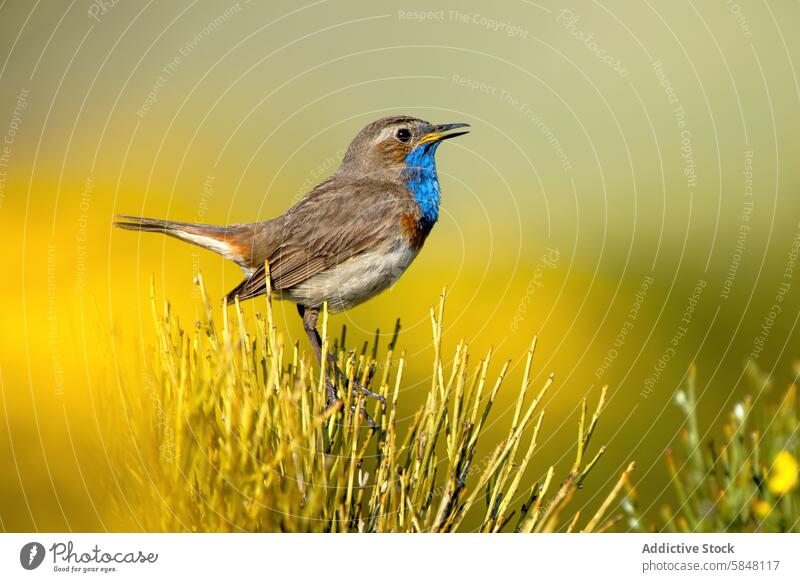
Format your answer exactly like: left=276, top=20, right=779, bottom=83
left=114, top=115, right=468, bottom=411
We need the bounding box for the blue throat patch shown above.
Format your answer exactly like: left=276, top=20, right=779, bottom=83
left=403, top=143, right=442, bottom=229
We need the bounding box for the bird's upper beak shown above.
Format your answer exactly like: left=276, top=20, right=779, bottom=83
left=416, top=122, right=470, bottom=146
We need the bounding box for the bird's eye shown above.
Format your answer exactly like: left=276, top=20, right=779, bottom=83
left=396, top=128, right=412, bottom=142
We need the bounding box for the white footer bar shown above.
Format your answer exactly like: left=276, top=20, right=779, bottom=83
left=1, top=533, right=798, bottom=581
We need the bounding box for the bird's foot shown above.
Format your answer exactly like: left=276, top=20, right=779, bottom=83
left=349, top=381, right=386, bottom=406
left=353, top=404, right=376, bottom=429
left=329, top=362, right=386, bottom=405
left=323, top=369, right=384, bottom=428
left=324, top=396, right=376, bottom=429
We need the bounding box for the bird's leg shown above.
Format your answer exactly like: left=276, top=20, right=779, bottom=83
left=297, top=306, right=384, bottom=427
left=298, top=305, right=338, bottom=406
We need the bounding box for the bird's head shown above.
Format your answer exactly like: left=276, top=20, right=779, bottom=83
left=339, top=116, right=469, bottom=178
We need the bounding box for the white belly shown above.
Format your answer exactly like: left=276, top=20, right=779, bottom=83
left=282, top=242, right=418, bottom=312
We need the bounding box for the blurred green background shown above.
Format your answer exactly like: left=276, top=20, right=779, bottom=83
left=1, top=0, right=799, bottom=531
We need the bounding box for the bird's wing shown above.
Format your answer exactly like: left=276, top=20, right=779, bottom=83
left=225, top=178, right=411, bottom=304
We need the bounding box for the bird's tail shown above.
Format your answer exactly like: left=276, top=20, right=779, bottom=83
left=113, top=214, right=255, bottom=267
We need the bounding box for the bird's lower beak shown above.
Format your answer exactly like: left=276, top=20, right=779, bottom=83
left=417, top=123, right=470, bottom=146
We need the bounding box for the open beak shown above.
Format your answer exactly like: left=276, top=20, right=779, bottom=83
left=416, top=122, right=470, bottom=146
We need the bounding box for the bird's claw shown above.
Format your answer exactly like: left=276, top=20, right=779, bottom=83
left=328, top=365, right=386, bottom=405
left=321, top=356, right=384, bottom=427
left=350, top=382, right=386, bottom=405
left=324, top=396, right=376, bottom=429
left=353, top=404, right=376, bottom=429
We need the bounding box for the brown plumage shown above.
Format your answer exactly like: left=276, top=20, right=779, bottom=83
left=222, top=177, right=416, bottom=303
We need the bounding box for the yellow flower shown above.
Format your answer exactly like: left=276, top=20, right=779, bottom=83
left=767, top=451, right=799, bottom=495
left=752, top=499, right=771, bottom=519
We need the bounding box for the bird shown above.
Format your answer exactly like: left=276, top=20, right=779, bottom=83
left=114, top=115, right=469, bottom=418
